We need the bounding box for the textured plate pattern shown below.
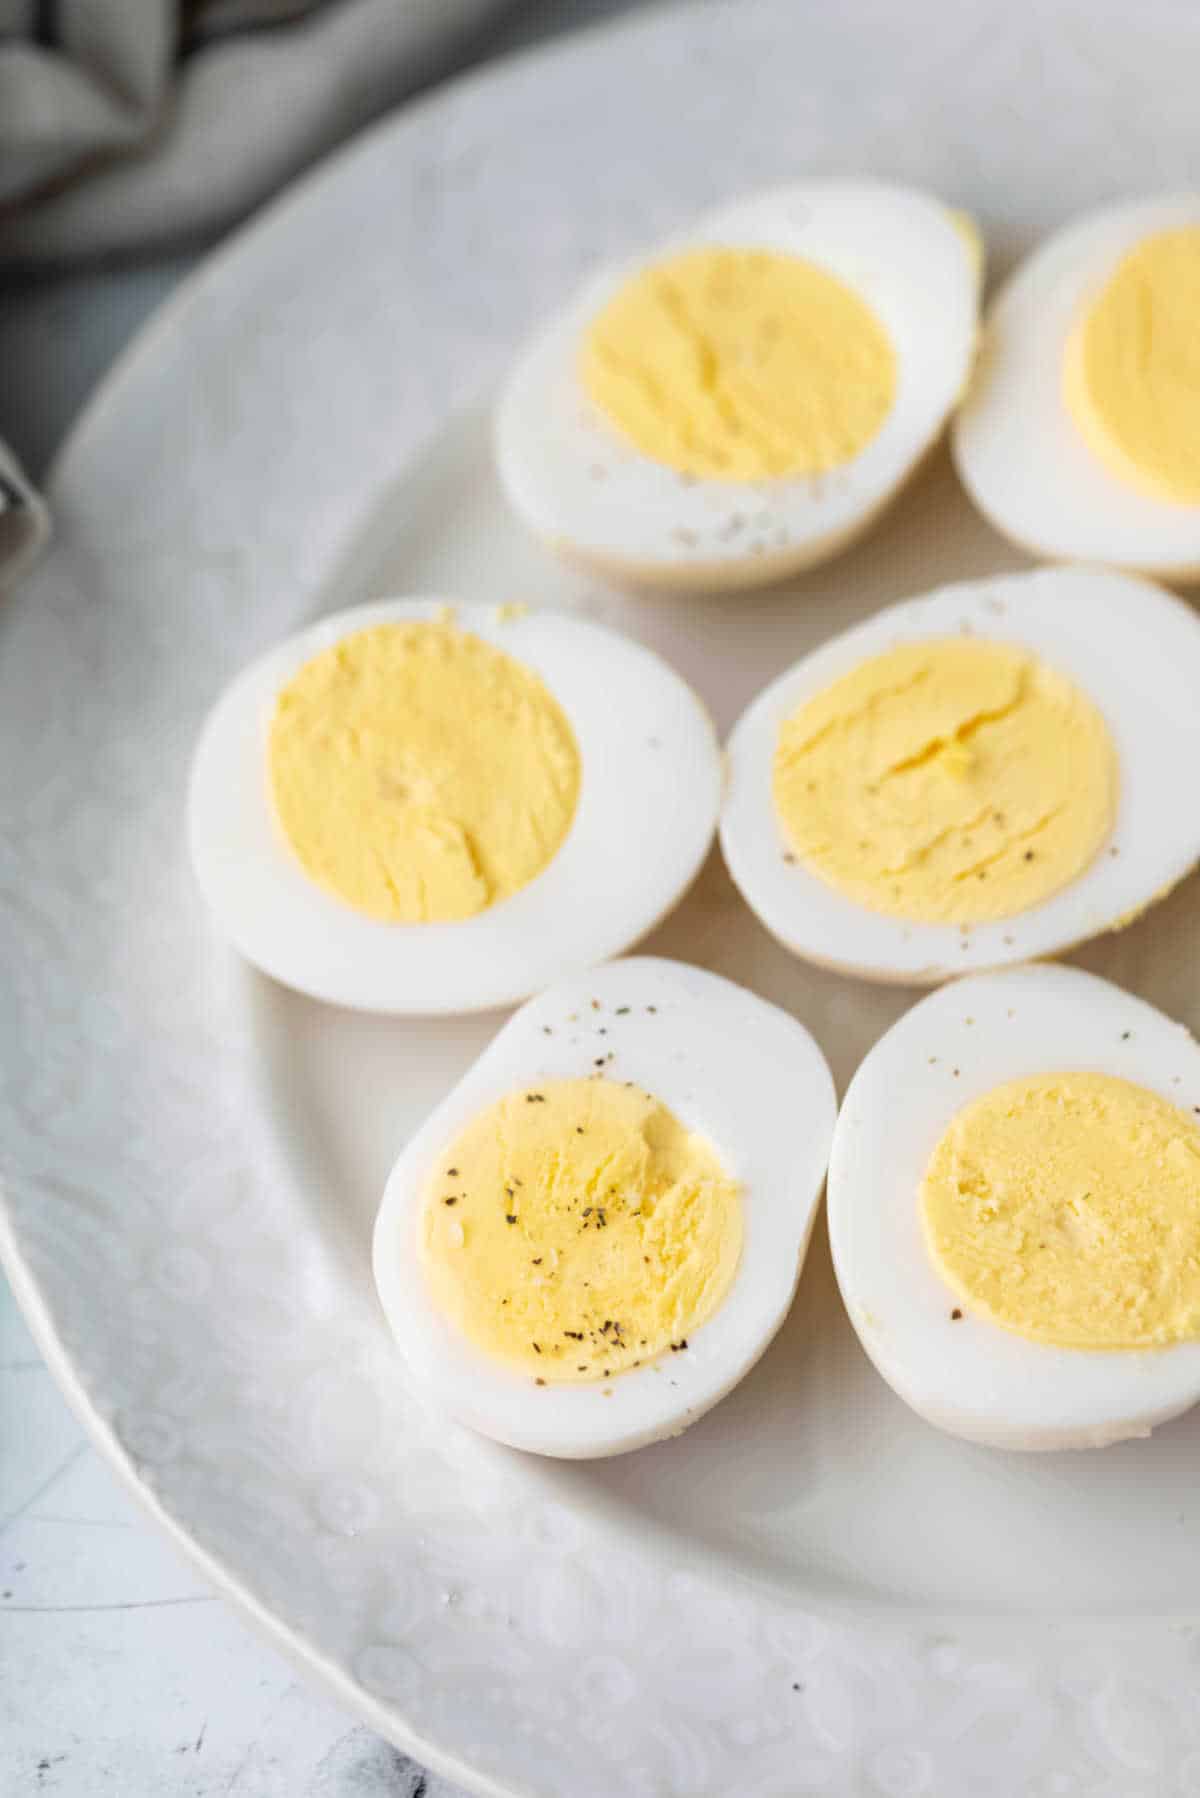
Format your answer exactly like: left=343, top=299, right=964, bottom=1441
left=7, top=3, right=1200, bottom=1793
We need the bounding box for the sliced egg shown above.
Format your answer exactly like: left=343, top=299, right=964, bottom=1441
left=828, top=963, right=1200, bottom=1450
left=496, top=181, right=981, bottom=591
left=720, top=567, right=1200, bottom=984
left=188, top=599, right=719, bottom=1013
left=954, top=194, right=1200, bottom=577
left=373, top=957, right=836, bottom=1458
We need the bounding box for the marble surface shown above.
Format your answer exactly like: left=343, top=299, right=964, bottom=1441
left=1, top=1284, right=462, bottom=1796
left=0, top=7, right=641, bottom=1794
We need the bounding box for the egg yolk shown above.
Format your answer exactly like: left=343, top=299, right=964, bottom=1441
left=1064, top=226, right=1200, bottom=505
left=419, top=1078, right=742, bottom=1383
left=772, top=638, right=1116, bottom=926
left=268, top=619, right=580, bottom=923
left=921, top=1073, right=1200, bottom=1349
left=580, top=246, right=896, bottom=481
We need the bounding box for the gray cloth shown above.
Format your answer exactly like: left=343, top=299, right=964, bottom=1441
left=0, top=0, right=513, bottom=587
left=0, top=0, right=509, bottom=260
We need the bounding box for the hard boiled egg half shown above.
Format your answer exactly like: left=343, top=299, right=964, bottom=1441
left=829, top=964, right=1200, bottom=1450
left=954, top=194, right=1200, bottom=578
left=188, top=599, right=719, bottom=1013
left=373, top=958, right=836, bottom=1457
left=496, top=181, right=981, bottom=591
left=720, top=567, right=1200, bottom=983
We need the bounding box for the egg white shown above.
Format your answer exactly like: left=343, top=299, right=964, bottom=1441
left=372, top=957, right=836, bottom=1458
left=828, top=964, right=1200, bottom=1451
left=953, top=194, right=1200, bottom=578
left=719, top=567, right=1200, bottom=985
left=495, top=181, right=981, bottom=591
left=188, top=599, right=720, bottom=1014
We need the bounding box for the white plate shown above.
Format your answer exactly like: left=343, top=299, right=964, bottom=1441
left=7, top=3, right=1200, bottom=1793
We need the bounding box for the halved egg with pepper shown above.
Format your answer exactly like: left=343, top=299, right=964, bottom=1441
left=188, top=599, right=719, bottom=1012
left=373, top=957, right=836, bottom=1457
left=829, top=963, right=1200, bottom=1450
left=719, top=567, right=1200, bottom=983
left=954, top=195, right=1200, bottom=578
left=496, top=181, right=981, bottom=590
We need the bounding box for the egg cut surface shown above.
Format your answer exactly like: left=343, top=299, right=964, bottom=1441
left=719, top=567, right=1200, bottom=984
left=496, top=181, right=981, bottom=591
left=373, top=957, right=836, bottom=1458
left=828, top=963, right=1200, bottom=1451
left=188, top=599, right=721, bottom=1013
left=954, top=194, right=1200, bottom=577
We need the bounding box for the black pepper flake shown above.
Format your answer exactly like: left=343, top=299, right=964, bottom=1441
left=598, top=1027, right=607, bottom=1035
left=952, top=1068, right=960, bottom=1078
left=1121, top=1030, right=1132, bottom=1041
left=443, top=1196, right=458, bottom=1207
left=582, top=1207, right=592, bottom=1218
left=505, top=1213, right=517, bottom=1225
left=1024, top=850, right=1035, bottom=862
left=951, top=1308, right=963, bottom=1321
left=564, top=1329, right=584, bottom=1340
left=600, top=1320, right=612, bottom=1334
left=576, top=1126, right=585, bottom=1135
left=577, top=1365, right=587, bottom=1372
left=532, top=1257, right=542, bottom=1265
left=446, top=1167, right=459, bottom=1176
left=532, top=1342, right=541, bottom=1353
left=596, top=1209, right=607, bottom=1228
left=535, top=1377, right=546, bottom=1387
left=783, top=852, right=797, bottom=865
left=616, top=1006, right=630, bottom=1015
left=542, top=1026, right=553, bottom=1036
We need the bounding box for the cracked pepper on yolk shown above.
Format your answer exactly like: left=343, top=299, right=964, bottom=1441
left=772, top=639, right=1117, bottom=925
left=921, top=1074, right=1200, bottom=1349
left=1064, top=226, right=1200, bottom=506
left=581, top=246, right=896, bottom=481
left=268, top=619, right=580, bottom=923
left=420, top=1079, right=742, bottom=1382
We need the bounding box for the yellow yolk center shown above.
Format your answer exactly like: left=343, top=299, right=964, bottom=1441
left=921, top=1073, right=1200, bottom=1349
left=268, top=619, right=580, bottom=923
left=580, top=246, right=897, bottom=481
left=772, top=639, right=1116, bottom=926
left=419, top=1078, right=742, bottom=1383
left=1064, top=226, right=1200, bottom=505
